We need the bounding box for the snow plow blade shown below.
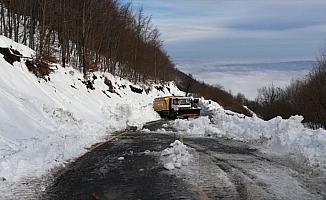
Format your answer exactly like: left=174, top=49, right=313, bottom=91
left=177, top=108, right=201, bottom=118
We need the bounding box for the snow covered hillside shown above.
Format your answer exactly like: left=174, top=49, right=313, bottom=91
left=0, top=36, right=183, bottom=183
left=1, top=35, right=326, bottom=198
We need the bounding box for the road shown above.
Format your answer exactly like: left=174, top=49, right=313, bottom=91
left=42, top=120, right=326, bottom=200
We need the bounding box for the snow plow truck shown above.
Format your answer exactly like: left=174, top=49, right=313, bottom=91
left=153, top=96, right=201, bottom=119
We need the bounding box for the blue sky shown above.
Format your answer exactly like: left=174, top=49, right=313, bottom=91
left=130, top=0, right=326, bottom=64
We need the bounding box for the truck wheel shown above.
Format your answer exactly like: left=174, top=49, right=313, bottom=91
left=169, top=112, right=177, bottom=120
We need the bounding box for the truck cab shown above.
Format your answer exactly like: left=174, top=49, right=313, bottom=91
left=153, top=96, right=201, bottom=119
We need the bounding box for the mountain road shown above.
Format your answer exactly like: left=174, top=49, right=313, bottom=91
left=42, top=120, right=326, bottom=200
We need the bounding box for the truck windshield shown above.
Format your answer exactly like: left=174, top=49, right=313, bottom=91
left=172, top=98, right=189, bottom=105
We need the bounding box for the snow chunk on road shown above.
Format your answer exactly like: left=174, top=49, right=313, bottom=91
left=161, top=140, right=191, bottom=170
left=117, top=157, right=125, bottom=161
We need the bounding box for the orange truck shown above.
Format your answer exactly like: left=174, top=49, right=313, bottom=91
left=153, top=96, right=201, bottom=119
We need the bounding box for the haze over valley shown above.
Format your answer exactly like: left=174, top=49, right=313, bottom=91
left=178, top=60, right=315, bottom=99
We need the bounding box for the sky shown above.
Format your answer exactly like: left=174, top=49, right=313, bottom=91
left=129, top=0, right=326, bottom=98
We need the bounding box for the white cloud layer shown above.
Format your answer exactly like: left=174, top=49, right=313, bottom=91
left=196, top=69, right=310, bottom=100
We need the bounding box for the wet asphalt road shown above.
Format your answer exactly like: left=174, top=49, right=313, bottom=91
left=44, top=132, right=197, bottom=200
left=43, top=120, right=326, bottom=200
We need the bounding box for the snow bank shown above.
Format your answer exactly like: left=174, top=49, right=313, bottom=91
left=0, top=36, right=183, bottom=186
left=173, top=99, right=326, bottom=168
left=161, top=140, right=191, bottom=170
left=0, top=35, right=34, bottom=57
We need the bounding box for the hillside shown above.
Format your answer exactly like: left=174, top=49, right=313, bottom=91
left=0, top=36, right=184, bottom=183
left=0, top=0, right=251, bottom=116
left=0, top=36, right=326, bottom=199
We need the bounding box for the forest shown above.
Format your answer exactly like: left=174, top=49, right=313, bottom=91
left=242, top=55, right=326, bottom=129
left=0, top=0, right=250, bottom=116
left=0, top=0, right=172, bottom=82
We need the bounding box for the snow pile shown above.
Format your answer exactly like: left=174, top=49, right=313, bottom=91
left=161, top=140, right=191, bottom=170
left=0, top=35, right=34, bottom=57
left=173, top=99, right=326, bottom=168
left=0, top=36, right=184, bottom=186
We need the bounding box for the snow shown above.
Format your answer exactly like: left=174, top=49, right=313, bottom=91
left=117, top=157, right=125, bottom=161
left=143, top=150, right=151, bottom=154
left=0, top=36, right=183, bottom=195
left=0, top=35, right=34, bottom=57
left=154, top=128, right=174, bottom=134
left=1, top=35, right=326, bottom=196
left=173, top=99, right=326, bottom=169
left=161, top=140, right=191, bottom=170
left=141, top=128, right=151, bottom=133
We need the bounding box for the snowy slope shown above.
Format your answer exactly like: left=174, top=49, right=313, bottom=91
left=1, top=35, right=326, bottom=198
left=0, top=36, right=184, bottom=185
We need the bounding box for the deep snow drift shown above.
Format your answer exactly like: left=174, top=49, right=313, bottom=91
left=0, top=36, right=184, bottom=185
left=173, top=100, right=326, bottom=169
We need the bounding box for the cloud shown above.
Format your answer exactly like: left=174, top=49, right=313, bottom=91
left=202, top=70, right=310, bottom=99
left=176, top=60, right=315, bottom=99
left=188, top=68, right=311, bottom=100
left=132, top=1, right=326, bottom=45
left=224, top=1, right=326, bottom=31
left=130, top=0, right=326, bottom=64
left=167, top=36, right=322, bottom=65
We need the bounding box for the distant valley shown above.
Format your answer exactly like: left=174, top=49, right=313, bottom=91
left=177, top=60, right=316, bottom=99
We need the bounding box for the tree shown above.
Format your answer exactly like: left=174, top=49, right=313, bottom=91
left=256, top=84, right=283, bottom=106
